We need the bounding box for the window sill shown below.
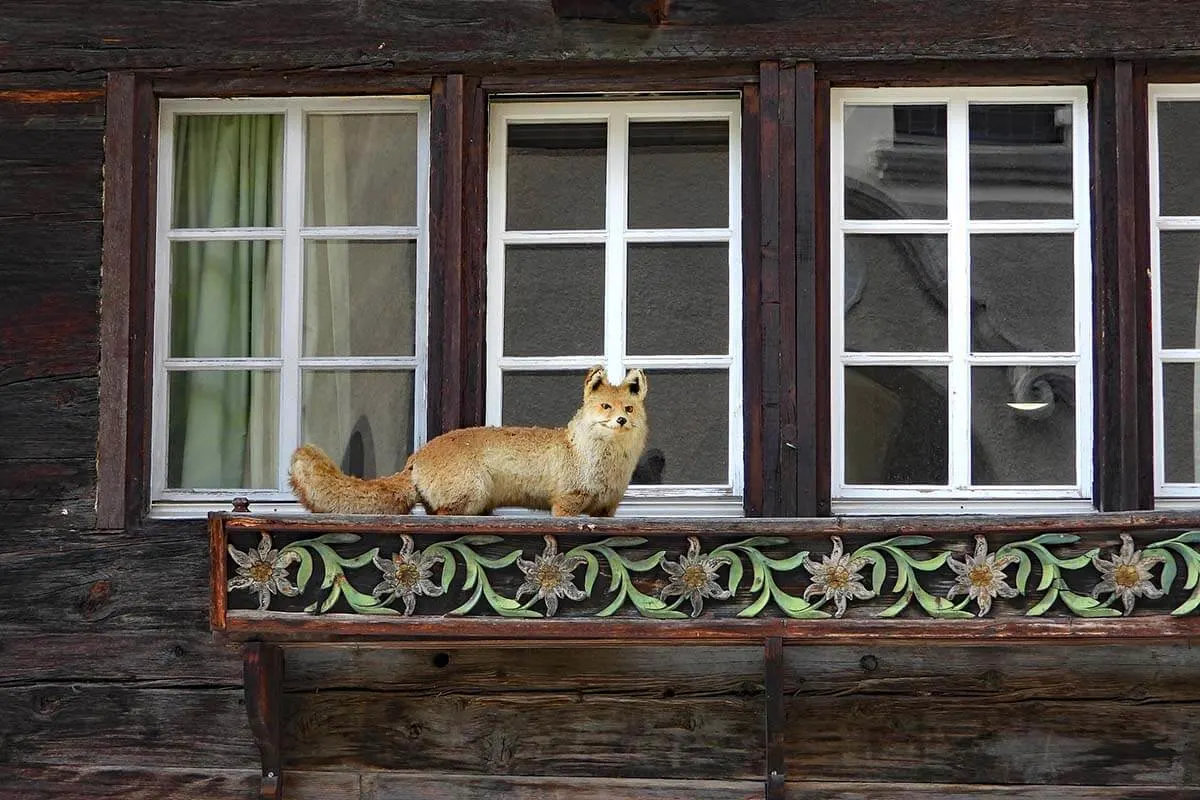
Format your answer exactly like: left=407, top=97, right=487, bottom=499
left=831, top=497, right=1096, bottom=516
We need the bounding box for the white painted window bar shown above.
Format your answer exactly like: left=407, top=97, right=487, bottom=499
left=1150, top=85, right=1200, bottom=506
left=151, top=97, right=431, bottom=516
left=486, top=98, right=743, bottom=517
left=830, top=87, right=1093, bottom=514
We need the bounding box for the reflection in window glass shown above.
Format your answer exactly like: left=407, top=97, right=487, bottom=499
left=628, top=121, right=728, bottom=229
left=506, top=123, right=606, bottom=231
left=971, top=366, right=1076, bottom=485
left=1158, top=101, right=1200, bottom=217
left=970, top=234, right=1074, bottom=353
left=844, top=235, right=947, bottom=353
left=627, top=243, right=728, bottom=356
left=173, top=114, right=283, bottom=229
left=844, top=366, right=948, bottom=485
left=306, top=114, right=419, bottom=227
left=302, top=371, right=415, bottom=478
left=504, top=245, right=605, bottom=357
left=844, top=104, right=947, bottom=221
left=303, top=241, right=417, bottom=357
left=969, top=104, right=1073, bottom=220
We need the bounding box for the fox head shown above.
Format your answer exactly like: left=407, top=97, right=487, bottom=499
left=572, top=364, right=649, bottom=442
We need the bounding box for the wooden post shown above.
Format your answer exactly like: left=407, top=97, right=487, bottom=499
left=764, top=636, right=785, bottom=799
left=244, top=643, right=285, bottom=800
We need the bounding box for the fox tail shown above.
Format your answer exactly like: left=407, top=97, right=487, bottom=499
left=289, top=444, right=420, bottom=514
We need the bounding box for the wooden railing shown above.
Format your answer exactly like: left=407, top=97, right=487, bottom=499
left=209, top=509, right=1200, bottom=799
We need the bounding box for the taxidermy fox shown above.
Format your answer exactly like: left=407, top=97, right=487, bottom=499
left=289, top=365, right=649, bottom=517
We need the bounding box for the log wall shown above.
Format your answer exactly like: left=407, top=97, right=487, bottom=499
left=2, top=2, right=1199, bottom=797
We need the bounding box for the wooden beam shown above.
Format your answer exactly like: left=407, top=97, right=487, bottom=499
left=741, top=83, right=764, bottom=517
left=243, top=643, right=285, bottom=800
left=764, top=636, right=786, bottom=800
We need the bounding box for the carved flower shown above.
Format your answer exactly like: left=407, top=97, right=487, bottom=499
left=227, top=533, right=300, bottom=611
left=372, top=534, right=445, bottom=615
left=660, top=536, right=732, bottom=617
left=516, top=535, right=586, bottom=617
left=803, top=536, right=874, bottom=618
left=1091, top=533, right=1165, bottom=615
left=946, top=535, right=1019, bottom=617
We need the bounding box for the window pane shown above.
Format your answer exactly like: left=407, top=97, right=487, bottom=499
left=170, top=240, right=282, bottom=358
left=504, top=245, right=605, bottom=357
left=627, top=243, right=728, bottom=356
left=971, top=234, right=1074, bottom=353
left=844, top=104, right=947, bottom=221
left=303, top=241, right=417, bottom=357
left=502, top=369, right=728, bottom=486
left=1159, top=231, right=1200, bottom=350
left=302, top=370, right=415, bottom=478
left=844, top=235, right=947, bottom=352
left=167, top=370, right=279, bottom=489
left=628, top=121, right=728, bottom=229
left=305, top=113, right=419, bottom=227
left=1158, top=101, right=1200, bottom=217
left=506, top=123, right=606, bottom=231
left=969, top=104, right=1073, bottom=220
left=971, top=366, right=1076, bottom=485
left=172, top=114, right=283, bottom=229
left=1164, top=363, right=1200, bottom=483
left=844, top=366, right=947, bottom=485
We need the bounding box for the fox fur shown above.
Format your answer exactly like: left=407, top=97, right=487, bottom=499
left=289, top=365, right=649, bottom=517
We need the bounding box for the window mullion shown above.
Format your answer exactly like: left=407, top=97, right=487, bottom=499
left=277, top=104, right=305, bottom=490
left=606, top=111, right=629, bottom=378
left=946, top=98, right=972, bottom=491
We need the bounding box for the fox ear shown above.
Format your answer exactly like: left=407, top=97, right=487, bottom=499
left=622, top=368, right=648, bottom=398
left=584, top=364, right=608, bottom=396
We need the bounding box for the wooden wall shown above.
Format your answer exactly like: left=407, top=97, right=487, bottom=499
left=2, top=2, right=1200, bottom=797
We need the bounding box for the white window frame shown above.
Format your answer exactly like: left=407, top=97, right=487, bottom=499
left=486, top=97, right=743, bottom=517
left=150, top=96, right=431, bottom=517
left=830, top=86, right=1094, bottom=515
left=1149, top=84, right=1200, bottom=506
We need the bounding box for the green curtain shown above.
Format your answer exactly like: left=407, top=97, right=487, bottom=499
left=168, top=114, right=282, bottom=489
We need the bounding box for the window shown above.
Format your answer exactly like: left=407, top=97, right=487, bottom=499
left=486, top=98, right=743, bottom=516
left=831, top=87, right=1093, bottom=513
left=1151, top=85, right=1200, bottom=504
left=150, top=97, right=430, bottom=515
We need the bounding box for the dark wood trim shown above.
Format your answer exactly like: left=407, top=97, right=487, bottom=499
left=1092, top=61, right=1151, bottom=511
left=758, top=61, right=784, bottom=516
left=219, top=611, right=1200, bottom=646
left=1132, top=63, right=1155, bottom=509
left=209, top=513, right=228, bottom=632
left=97, top=72, right=136, bottom=531
left=741, top=83, right=764, bottom=517
left=427, top=75, right=466, bottom=437
left=1144, top=61, right=1200, bottom=82
left=814, top=78, right=832, bottom=517
left=97, top=71, right=157, bottom=529
left=219, top=507, right=1200, bottom=537
left=763, top=636, right=785, bottom=800
left=461, top=77, right=488, bottom=428
left=480, top=64, right=755, bottom=94
left=243, top=643, right=284, bottom=800
left=792, top=63, right=818, bottom=517
left=777, top=64, right=799, bottom=518
left=816, top=59, right=1105, bottom=87
left=149, top=72, right=433, bottom=98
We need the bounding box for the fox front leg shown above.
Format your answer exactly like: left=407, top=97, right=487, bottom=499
left=550, top=491, right=592, bottom=517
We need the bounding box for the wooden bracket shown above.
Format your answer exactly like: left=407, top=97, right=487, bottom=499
left=764, top=636, right=785, bottom=799
left=244, top=642, right=285, bottom=800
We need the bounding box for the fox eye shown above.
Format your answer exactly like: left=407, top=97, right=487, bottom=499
left=600, top=403, right=611, bottom=410
left=624, top=405, right=633, bottom=413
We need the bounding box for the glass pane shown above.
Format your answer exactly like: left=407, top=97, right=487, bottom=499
left=305, top=113, right=419, bottom=227
left=844, top=104, right=947, bottom=221
left=637, top=371, right=728, bottom=485
left=506, top=123, right=606, bottom=231
left=502, top=369, right=729, bottom=486
left=166, top=370, right=279, bottom=489
left=303, top=241, right=417, bottom=357
left=844, top=235, right=947, bottom=352
left=170, top=240, right=282, bottom=358
left=302, top=370, right=415, bottom=478
left=1159, top=231, right=1200, bottom=350
left=844, top=366, right=947, bottom=485
left=971, top=234, right=1074, bottom=353
left=628, top=121, right=728, bottom=229
left=1163, top=363, right=1200, bottom=483
left=627, top=243, right=728, bottom=356
left=504, top=245, right=604, bottom=357
left=172, top=114, right=283, bottom=229
left=1158, top=101, right=1200, bottom=217
left=969, top=104, right=1073, bottom=220
left=971, top=366, right=1076, bottom=485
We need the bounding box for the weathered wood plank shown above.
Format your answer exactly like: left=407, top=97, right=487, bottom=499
left=784, top=783, right=1200, bottom=799
left=0, top=684, right=257, bottom=769
left=363, top=773, right=761, bottom=799
left=284, top=691, right=763, bottom=777
left=0, top=766, right=358, bottom=800
left=3, top=1, right=1200, bottom=71
left=0, top=377, right=98, bottom=461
